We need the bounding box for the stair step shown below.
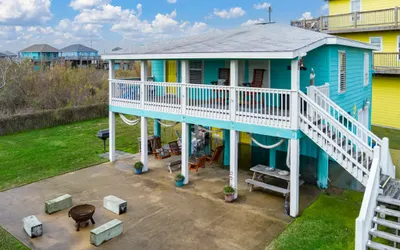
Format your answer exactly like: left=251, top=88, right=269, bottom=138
left=378, top=196, right=400, bottom=207
left=369, top=228, right=400, bottom=243
left=375, top=206, right=400, bottom=218
left=367, top=240, right=398, bottom=250
left=373, top=217, right=400, bottom=230
left=380, top=175, right=392, bottom=189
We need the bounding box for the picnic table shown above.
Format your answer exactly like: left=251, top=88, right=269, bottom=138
left=245, top=164, right=304, bottom=198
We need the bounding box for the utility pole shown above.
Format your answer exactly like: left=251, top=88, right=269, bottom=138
left=268, top=6, right=272, bottom=23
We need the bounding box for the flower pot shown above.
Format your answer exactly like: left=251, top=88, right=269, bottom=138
left=175, top=179, right=184, bottom=187
left=224, top=193, right=235, bottom=203
left=134, top=168, right=143, bottom=175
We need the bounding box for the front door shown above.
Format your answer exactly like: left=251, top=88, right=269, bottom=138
left=166, top=60, right=177, bottom=94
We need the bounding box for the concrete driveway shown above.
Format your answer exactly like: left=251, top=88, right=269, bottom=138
left=0, top=154, right=320, bottom=250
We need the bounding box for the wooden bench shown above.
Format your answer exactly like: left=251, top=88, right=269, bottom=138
left=166, top=160, right=181, bottom=173
left=103, top=195, right=127, bottom=215
left=90, top=219, right=123, bottom=247
left=23, top=215, right=43, bottom=238
left=45, top=194, right=72, bottom=214
left=245, top=179, right=289, bottom=196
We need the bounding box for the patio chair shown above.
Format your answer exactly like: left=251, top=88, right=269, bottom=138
left=150, top=136, right=171, bottom=160
left=206, top=145, right=224, bottom=165
left=189, top=155, right=207, bottom=172
left=243, top=69, right=265, bottom=88
left=168, top=141, right=181, bottom=155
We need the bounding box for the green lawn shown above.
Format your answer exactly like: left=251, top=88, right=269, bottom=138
left=0, top=227, right=29, bottom=250
left=372, top=125, right=400, bottom=150
left=267, top=190, right=363, bottom=250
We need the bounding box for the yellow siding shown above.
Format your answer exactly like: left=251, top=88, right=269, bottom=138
left=372, top=76, right=400, bottom=129
left=240, top=132, right=251, bottom=144
left=339, top=31, right=398, bottom=52
left=330, top=0, right=398, bottom=15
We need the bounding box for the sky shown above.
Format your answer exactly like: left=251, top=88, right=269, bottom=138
left=0, top=0, right=329, bottom=53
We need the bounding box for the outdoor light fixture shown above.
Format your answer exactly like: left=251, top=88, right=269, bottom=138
left=363, top=99, right=370, bottom=110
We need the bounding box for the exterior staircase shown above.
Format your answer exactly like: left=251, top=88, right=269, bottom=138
left=300, top=86, right=397, bottom=250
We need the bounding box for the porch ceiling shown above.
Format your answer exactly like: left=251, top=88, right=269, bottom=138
left=102, top=23, right=377, bottom=61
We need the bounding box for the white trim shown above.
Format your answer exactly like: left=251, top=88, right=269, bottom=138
left=102, top=38, right=377, bottom=61
left=363, top=52, right=369, bottom=87
left=369, top=37, right=383, bottom=52
left=338, top=51, right=347, bottom=94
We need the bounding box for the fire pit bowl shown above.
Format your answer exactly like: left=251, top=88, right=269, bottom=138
left=68, top=204, right=96, bottom=231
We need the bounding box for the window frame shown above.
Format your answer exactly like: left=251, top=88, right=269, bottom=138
left=363, top=52, right=370, bottom=87
left=189, top=60, right=204, bottom=84
left=350, top=0, right=361, bottom=22
left=338, top=50, right=347, bottom=94
left=369, top=37, right=383, bottom=52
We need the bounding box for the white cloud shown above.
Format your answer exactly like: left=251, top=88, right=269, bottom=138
left=69, top=0, right=110, bottom=10
left=0, top=0, right=52, bottom=25
left=167, top=0, right=177, bottom=3
left=299, top=12, right=313, bottom=20
left=213, top=7, right=245, bottom=19
left=74, top=4, right=133, bottom=23
left=253, top=2, right=271, bottom=10
left=321, top=3, right=329, bottom=14
left=241, top=18, right=265, bottom=26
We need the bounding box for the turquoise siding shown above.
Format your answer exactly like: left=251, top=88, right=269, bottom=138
left=19, top=52, right=59, bottom=60
left=204, top=60, right=226, bottom=84
left=152, top=60, right=165, bottom=82
left=59, top=51, right=98, bottom=57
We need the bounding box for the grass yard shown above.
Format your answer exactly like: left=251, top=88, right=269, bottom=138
left=372, top=126, right=400, bottom=150
left=267, top=190, right=363, bottom=250
left=0, top=226, right=29, bottom=250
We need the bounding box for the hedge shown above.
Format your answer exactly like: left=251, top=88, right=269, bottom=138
left=0, top=103, right=108, bottom=136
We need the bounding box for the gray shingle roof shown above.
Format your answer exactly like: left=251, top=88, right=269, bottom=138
left=102, top=23, right=376, bottom=60
left=19, top=44, right=59, bottom=53
left=60, top=44, right=97, bottom=53
left=1, top=51, right=17, bottom=57
left=0, top=52, right=7, bottom=58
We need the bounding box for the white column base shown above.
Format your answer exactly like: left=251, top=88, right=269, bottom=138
left=109, top=111, right=116, bottom=162
left=181, top=122, right=189, bottom=184
left=141, top=117, right=148, bottom=172
left=290, top=139, right=300, bottom=217
left=230, top=130, right=239, bottom=199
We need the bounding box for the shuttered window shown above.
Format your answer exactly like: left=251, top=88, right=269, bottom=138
left=338, top=51, right=347, bottom=93
left=364, top=52, right=369, bottom=86
left=189, top=60, right=203, bottom=84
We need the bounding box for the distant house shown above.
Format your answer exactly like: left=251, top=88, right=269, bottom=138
left=0, top=51, right=17, bottom=59
left=0, top=52, right=7, bottom=59
left=19, top=44, right=59, bottom=62
left=59, top=44, right=100, bottom=66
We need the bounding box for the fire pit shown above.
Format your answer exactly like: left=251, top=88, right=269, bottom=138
left=68, top=204, right=96, bottom=231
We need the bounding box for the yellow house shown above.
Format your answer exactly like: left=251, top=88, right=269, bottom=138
left=291, top=0, right=400, bottom=129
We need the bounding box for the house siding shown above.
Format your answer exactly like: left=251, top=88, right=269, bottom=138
left=329, top=0, right=397, bottom=15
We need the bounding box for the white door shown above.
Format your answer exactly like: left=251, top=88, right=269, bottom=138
left=358, top=107, right=369, bottom=144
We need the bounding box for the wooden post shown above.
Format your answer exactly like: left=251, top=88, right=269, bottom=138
left=290, top=139, right=300, bottom=217
left=182, top=122, right=189, bottom=184
left=109, top=60, right=116, bottom=162
left=181, top=60, right=189, bottom=115
left=141, top=117, right=148, bottom=172
left=230, top=130, right=239, bottom=199
left=291, top=59, right=300, bottom=130
left=230, top=60, right=239, bottom=121
left=140, top=60, right=148, bottom=109
left=395, top=6, right=399, bottom=27
left=354, top=12, right=358, bottom=28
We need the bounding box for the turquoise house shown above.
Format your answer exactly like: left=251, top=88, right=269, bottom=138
left=59, top=44, right=100, bottom=67
left=19, top=44, right=59, bottom=62
left=102, top=23, right=394, bottom=218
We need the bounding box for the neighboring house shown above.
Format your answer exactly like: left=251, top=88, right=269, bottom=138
left=0, top=51, right=17, bottom=59
left=102, top=47, right=132, bottom=70
left=102, top=23, right=395, bottom=249
left=291, top=0, right=400, bottom=129
left=19, top=44, right=59, bottom=63
left=59, top=44, right=100, bottom=67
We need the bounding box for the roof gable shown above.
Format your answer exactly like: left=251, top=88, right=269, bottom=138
left=19, top=44, right=59, bottom=53
left=60, top=44, right=98, bottom=53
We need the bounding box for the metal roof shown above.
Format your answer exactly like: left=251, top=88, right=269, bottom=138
left=19, top=44, right=59, bottom=53
left=1, top=51, right=17, bottom=57
left=59, top=44, right=98, bottom=53
left=0, top=52, right=7, bottom=58
left=102, top=23, right=377, bottom=60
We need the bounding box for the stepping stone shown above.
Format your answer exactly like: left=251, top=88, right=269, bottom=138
left=90, top=219, right=123, bottom=246
left=23, top=215, right=43, bottom=238
left=45, top=194, right=72, bottom=214
left=103, top=195, right=127, bottom=215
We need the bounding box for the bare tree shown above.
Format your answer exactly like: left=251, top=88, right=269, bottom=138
left=0, top=58, right=24, bottom=90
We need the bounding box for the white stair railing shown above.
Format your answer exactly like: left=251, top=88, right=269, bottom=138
left=355, top=146, right=381, bottom=250
left=308, top=86, right=395, bottom=178
left=299, top=92, right=373, bottom=185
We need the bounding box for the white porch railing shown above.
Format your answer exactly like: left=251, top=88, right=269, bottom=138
left=109, top=80, right=293, bottom=129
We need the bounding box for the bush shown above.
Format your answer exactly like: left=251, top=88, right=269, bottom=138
left=175, top=174, right=184, bottom=182
left=134, top=161, right=144, bottom=170
left=223, top=185, right=235, bottom=195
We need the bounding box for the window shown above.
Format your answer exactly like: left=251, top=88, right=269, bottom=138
left=370, top=37, right=382, bottom=52
left=351, top=0, right=361, bottom=21
left=338, top=51, right=347, bottom=93
left=364, top=52, right=369, bottom=86
left=189, top=60, right=203, bottom=84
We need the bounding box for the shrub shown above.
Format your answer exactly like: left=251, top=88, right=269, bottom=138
left=223, top=185, right=235, bottom=195
left=175, top=174, right=184, bottom=182
left=134, top=161, right=144, bottom=170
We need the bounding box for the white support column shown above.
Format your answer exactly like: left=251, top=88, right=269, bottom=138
left=108, top=60, right=116, bottom=162
left=140, top=60, right=148, bottom=109
left=230, top=60, right=239, bottom=121
left=289, top=139, right=300, bottom=217
left=230, top=130, right=239, bottom=199
left=181, top=60, right=189, bottom=115
left=181, top=122, right=189, bottom=184
left=141, top=116, right=149, bottom=172
left=290, top=59, right=300, bottom=130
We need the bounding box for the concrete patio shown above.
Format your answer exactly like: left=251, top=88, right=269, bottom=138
left=0, top=153, right=320, bottom=250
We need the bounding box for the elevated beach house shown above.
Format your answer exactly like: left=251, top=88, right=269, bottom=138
left=102, top=23, right=396, bottom=249
left=19, top=44, right=59, bottom=63
left=59, top=44, right=100, bottom=67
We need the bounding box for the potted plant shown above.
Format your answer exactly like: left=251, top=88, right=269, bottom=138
left=223, top=186, right=236, bottom=202
left=175, top=174, right=185, bottom=187
left=133, top=161, right=143, bottom=175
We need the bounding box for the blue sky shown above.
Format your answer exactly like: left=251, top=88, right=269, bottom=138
left=0, top=0, right=328, bottom=52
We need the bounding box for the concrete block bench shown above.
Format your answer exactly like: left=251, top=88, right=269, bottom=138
left=90, top=219, right=123, bottom=247
left=23, top=215, right=43, bottom=238
left=45, top=194, right=72, bottom=214
left=103, top=195, right=127, bottom=215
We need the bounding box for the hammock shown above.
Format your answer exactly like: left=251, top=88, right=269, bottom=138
left=119, top=114, right=140, bottom=126
left=247, top=133, right=285, bottom=149
left=156, top=120, right=180, bottom=128
left=198, top=126, right=223, bottom=134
